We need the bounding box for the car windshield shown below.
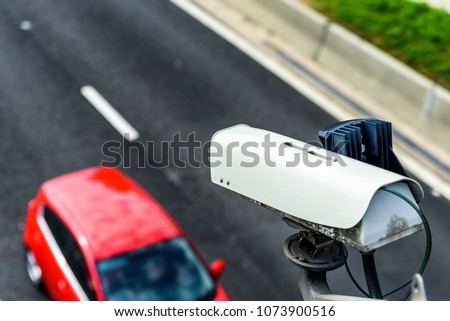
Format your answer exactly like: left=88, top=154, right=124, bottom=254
left=96, top=237, right=215, bottom=301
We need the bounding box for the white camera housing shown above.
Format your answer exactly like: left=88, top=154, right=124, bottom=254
left=210, top=125, right=424, bottom=252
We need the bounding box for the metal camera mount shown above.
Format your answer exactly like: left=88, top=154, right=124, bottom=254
left=284, top=230, right=346, bottom=273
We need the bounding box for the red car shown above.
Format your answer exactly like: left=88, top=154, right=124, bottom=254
left=23, top=167, right=228, bottom=301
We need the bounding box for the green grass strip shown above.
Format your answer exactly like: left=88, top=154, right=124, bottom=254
left=309, top=0, right=450, bottom=89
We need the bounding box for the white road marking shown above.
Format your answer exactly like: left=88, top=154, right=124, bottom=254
left=431, top=189, right=441, bottom=198
left=20, top=20, right=33, bottom=31
left=170, top=0, right=450, bottom=201
left=17, top=222, right=24, bottom=232
left=164, top=168, right=183, bottom=187
left=80, top=85, right=139, bottom=141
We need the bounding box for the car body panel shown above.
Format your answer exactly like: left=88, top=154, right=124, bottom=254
left=24, top=197, right=80, bottom=300
left=40, top=167, right=181, bottom=260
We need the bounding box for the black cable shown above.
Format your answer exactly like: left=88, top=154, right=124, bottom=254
left=344, top=187, right=431, bottom=300
left=401, top=289, right=412, bottom=301
left=382, top=280, right=410, bottom=298
left=380, top=187, right=432, bottom=301
left=344, top=248, right=370, bottom=297
left=361, top=252, right=383, bottom=299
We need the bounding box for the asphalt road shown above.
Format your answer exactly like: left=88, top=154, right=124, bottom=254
left=0, top=0, right=449, bottom=300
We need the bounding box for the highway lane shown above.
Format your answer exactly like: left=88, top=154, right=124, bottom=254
left=0, top=0, right=449, bottom=300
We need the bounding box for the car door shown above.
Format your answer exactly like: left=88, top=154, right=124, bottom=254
left=32, top=205, right=77, bottom=300
left=37, top=206, right=95, bottom=300
left=63, top=234, right=97, bottom=300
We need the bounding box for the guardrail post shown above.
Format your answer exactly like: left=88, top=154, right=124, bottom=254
left=422, top=85, right=436, bottom=116
left=312, top=21, right=330, bottom=61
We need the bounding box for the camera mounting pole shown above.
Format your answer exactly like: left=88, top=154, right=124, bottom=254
left=283, top=230, right=348, bottom=301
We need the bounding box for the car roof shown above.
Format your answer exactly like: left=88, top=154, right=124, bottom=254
left=41, top=167, right=181, bottom=260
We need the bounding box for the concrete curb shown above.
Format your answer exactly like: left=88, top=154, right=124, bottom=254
left=222, top=0, right=450, bottom=139
left=319, top=22, right=432, bottom=114
left=222, top=0, right=326, bottom=58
